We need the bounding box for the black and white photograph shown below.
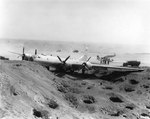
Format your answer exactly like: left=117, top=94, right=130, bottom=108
left=0, top=0, right=150, bottom=119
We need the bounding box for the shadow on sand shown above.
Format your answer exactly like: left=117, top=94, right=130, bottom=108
left=51, top=70, right=96, bottom=79
left=99, top=71, right=131, bottom=82
left=51, top=70, right=134, bottom=82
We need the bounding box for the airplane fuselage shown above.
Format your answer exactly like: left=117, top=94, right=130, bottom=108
left=32, top=54, right=90, bottom=71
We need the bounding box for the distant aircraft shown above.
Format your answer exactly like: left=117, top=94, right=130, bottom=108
left=9, top=48, right=144, bottom=74
left=97, top=53, right=116, bottom=64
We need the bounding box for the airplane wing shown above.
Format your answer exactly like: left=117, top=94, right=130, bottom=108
left=8, top=51, right=22, bottom=56
left=91, top=63, right=144, bottom=72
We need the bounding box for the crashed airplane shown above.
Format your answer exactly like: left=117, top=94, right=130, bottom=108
left=9, top=47, right=144, bottom=74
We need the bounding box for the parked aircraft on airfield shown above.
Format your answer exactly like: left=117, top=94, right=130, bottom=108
left=9, top=47, right=144, bottom=74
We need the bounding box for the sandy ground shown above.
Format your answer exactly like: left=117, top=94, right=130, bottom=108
left=0, top=60, right=150, bottom=119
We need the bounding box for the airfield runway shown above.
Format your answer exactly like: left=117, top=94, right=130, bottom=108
left=0, top=60, right=149, bottom=119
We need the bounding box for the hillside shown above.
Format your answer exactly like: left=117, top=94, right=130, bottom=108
left=0, top=60, right=150, bottom=119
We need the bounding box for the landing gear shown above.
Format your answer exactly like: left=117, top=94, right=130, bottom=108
left=69, top=69, right=74, bottom=74
left=82, top=69, right=85, bottom=74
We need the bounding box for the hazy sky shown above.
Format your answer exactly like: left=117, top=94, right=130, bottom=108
left=0, top=0, right=150, bottom=52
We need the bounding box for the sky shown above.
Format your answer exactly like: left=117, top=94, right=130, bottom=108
left=0, top=0, right=150, bottom=52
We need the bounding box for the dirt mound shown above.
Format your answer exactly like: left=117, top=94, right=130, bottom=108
left=0, top=60, right=149, bottom=119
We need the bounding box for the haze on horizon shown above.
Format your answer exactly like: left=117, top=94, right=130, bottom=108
left=0, top=0, right=150, bottom=53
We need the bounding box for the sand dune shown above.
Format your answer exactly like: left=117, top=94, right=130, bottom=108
left=0, top=60, right=150, bottom=119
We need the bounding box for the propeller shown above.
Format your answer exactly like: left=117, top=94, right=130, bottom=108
left=35, top=49, right=37, bottom=55
left=57, top=56, right=70, bottom=70
left=86, top=57, right=91, bottom=62
left=57, top=56, right=63, bottom=63
left=57, top=56, right=70, bottom=64
left=64, top=56, right=70, bottom=63
left=21, top=47, right=25, bottom=60
left=81, top=57, right=91, bottom=74
left=23, top=47, right=25, bottom=54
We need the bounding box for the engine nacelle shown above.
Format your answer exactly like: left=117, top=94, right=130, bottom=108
left=86, top=62, right=92, bottom=69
